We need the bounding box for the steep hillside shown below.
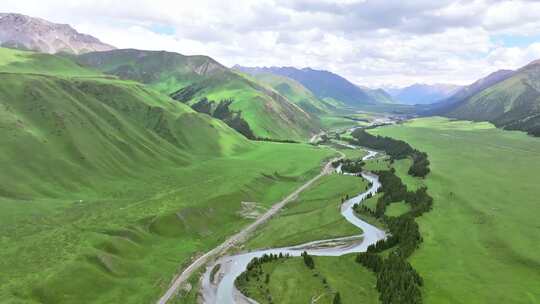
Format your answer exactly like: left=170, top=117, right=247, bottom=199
left=245, top=72, right=335, bottom=114
left=0, top=47, right=248, bottom=198
left=0, top=13, right=115, bottom=54
left=361, top=87, right=396, bottom=104
left=235, top=65, right=380, bottom=107
left=77, top=49, right=320, bottom=140
left=428, top=70, right=515, bottom=114
left=445, top=62, right=540, bottom=136
left=388, top=83, right=462, bottom=104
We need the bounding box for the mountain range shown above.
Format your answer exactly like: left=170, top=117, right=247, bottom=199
left=436, top=63, right=540, bottom=136
left=2, top=12, right=540, bottom=141
left=243, top=72, right=336, bottom=114
left=0, top=13, right=402, bottom=144
left=0, top=13, right=115, bottom=54
left=387, top=83, right=462, bottom=105
left=234, top=65, right=394, bottom=107
left=427, top=69, right=515, bottom=113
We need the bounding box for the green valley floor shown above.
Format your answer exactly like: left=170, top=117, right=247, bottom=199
left=245, top=174, right=369, bottom=249
left=0, top=142, right=334, bottom=304
left=371, top=117, right=540, bottom=304
left=220, top=117, right=540, bottom=304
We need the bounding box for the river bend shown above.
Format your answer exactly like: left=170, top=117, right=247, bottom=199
left=199, top=149, right=386, bottom=304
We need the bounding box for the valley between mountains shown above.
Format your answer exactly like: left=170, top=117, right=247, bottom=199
left=1, top=11, right=540, bottom=304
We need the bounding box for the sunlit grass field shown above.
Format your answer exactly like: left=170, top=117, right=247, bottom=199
left=371, top=117, right=540, bottom=303
left=240, top=117, right=540, bottom=304
left=246, top=174, right=368, bottom=249
left=0, top=142, right=335, bottom=304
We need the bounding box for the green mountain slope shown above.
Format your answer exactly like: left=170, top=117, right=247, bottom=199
left=77, top=49, right=320, bottom=140
left=446, top=61, right=540, bottom=136
left=247, top=72, right=336, bottom=114
left=0, top=47, right=336, bottom=303
left=362, top=87, right=396, bottom=104
left=387, top=83, right=462, bottom=105
left=424, top=69, right=514, bottom=115
left=234, top=65, right=383, bottom=107
left=0, top=47, right=102, bottom=76
left=0, top=48, right=248, bottom=198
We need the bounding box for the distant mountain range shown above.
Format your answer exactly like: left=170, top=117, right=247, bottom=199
left=435, top=62, right=540, bottom=136
left=234, top=65, right=394, bottom=106
left=387, top=83, right=462, bottom=105
left=359, top=86, right=396, bottom=104
left=244, top=72, right=336, bottom=115
left=425, top=70, right=515, bottom=115
left=3, top=12, right=540, bottom=138
left=422, top=62, right=540, bottom=136
left=0, top=13, right=115, bottom=54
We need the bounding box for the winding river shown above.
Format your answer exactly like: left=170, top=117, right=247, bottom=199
left=199, top=149, right=386, bottom=304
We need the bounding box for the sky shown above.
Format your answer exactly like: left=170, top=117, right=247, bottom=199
left=4, top=0, right=540, bottom=87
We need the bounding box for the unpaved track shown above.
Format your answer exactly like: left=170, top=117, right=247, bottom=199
left=199, top=151, right=385, bottom=304
left=156, top=154, right=343, bottom=304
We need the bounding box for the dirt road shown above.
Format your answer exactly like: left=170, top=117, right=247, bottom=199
left=156, top=153, right=343, bottom=304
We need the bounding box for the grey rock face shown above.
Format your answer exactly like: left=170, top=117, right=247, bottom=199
left=0, top=13, right=115, bottom=54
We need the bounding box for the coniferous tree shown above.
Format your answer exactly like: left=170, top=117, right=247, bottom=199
left=333, top=292, right=342, bottom=304
left=301, top=251, right=315, bottom=269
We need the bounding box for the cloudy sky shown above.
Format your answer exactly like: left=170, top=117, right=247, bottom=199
left=4, top=0, right=540, bottom=87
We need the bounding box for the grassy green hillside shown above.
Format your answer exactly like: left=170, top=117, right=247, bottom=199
left=447, top=61, right=540, bottom=136
left=234, top=66, right=380, bottom=107
left=364, top=88, right=396, bottom=104
left=247, top=73, right=335, bottom=114
left=77, top=49, right=320, bottom=140
left=371, top=117, right=540, bottom=303
left=0, top=47, right=102, bottom=76
left=0, top=48, right=336, bottom=303
left=0, top=48, right=249, bottom=199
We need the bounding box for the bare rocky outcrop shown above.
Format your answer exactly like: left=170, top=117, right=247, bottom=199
left=0, top=13, right=115, bottom=54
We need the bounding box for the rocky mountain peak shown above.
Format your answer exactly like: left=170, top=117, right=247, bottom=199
left=0, top=13, right=115, bottom=54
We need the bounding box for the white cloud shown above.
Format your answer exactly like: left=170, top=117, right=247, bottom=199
left=3, top=0, right=540, bottom=87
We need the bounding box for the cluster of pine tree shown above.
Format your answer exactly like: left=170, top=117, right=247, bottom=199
left=246, top=253, right=290, bottom=272
left=354, top=153, right=433, bottom=303
left=364, top=170, right=433, bottom=219
left=408, top=151, right=430, bottom=177
left=235, top=253, right=291, bottom=303
left=332, top=158, right=365, bottom=174
left=377, top=253, right=423, bottom=304
left=169, top=83, right=203, bottom=102
left=301, top=251, right=315, bottom=269
left=349, top=129, right=430, bottom=178
left=235, top=252, right=326, bottom=303
left=350, top=129, right=413, bottom=159
left=188, top=97, right=256, bottom=139
left=357, top=251, right=423, bottom=304
left=333, top=292, right=342, bottom=304
left=253, top=137, right=299, bottom=144
left=374, top=170, right=408, bottom=216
